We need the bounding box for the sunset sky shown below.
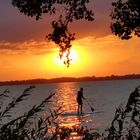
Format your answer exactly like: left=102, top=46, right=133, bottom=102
left=0, top=0, right=140, bottom=81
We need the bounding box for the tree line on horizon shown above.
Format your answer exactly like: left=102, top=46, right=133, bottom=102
left=0, top=74, right=140, bottom=86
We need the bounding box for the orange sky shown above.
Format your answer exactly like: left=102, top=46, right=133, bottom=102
left=0, top=35, right=139, bottom=81
left=0, top=1, right=140, bottom=81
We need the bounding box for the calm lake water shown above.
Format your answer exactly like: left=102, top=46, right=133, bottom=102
left=0, top=79, right=140, bottom=133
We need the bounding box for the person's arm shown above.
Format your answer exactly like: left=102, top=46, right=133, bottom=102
left=82, top=92, right=86, bottom=99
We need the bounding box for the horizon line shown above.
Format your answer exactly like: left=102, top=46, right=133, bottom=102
left=0, top=73, right=140, bottom=83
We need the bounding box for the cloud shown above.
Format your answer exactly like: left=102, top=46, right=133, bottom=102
left=73, top=34, right=140, bottom=50
left=1, top=34, right=139, bottom=63
left=0, top=40, right=56, bottom=55
left=0, top=0, right=114, bottom=42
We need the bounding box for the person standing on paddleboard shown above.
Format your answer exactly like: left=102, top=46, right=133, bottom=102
left=77, top=88, right=86, bottom=114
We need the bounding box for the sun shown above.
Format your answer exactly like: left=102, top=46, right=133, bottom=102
left=41, top=45, right=92, bottom=78
left=69, top=50, right=77, bottom=61
left=63, top=50, right=77, bottom=63
left=56, top=49, right=78, bottom=66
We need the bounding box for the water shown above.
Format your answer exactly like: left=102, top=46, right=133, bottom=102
left=0, top=79, right=140, bottom=134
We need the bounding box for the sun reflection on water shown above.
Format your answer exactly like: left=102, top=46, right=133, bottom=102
left=54, top=83, right=78, bottom=112
left=48, top=83, right=96, bottom=139
left=40, top=82, right=102, bottom=139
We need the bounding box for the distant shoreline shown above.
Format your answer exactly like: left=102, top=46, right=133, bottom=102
left=0, top=74, right=140, bottom=86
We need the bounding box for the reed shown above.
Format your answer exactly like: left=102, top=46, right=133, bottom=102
left=0, top=86, right=139, bottom=140
left=0, top=86, right=61, bottom=140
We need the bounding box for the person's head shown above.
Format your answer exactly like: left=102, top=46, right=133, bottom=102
left=135, top=88, right=138, bottom=92
left=80, top=88, right=83, bottom=91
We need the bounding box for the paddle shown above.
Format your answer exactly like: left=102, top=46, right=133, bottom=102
left=84, top=98, right=95, bottom=112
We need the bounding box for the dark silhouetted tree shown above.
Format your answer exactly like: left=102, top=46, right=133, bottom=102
left=111, top=0, right=140, bottom=40
left=11, top=0, right=94, bottom=66
left=11, top=0, right=140, bottom=66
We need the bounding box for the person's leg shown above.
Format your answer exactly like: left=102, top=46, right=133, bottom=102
left=80, top=104, right=83, bottom=114
left=77, top=104, right=80, bottom=114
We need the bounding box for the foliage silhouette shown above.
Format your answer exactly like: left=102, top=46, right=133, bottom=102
left=0, top=85, right=140, bottom=139
left=0, top=86, right=61, bottom=140
left=11, top=0, right=94, bottom=66
left=111, top=0, right=140, bottom=39
left=104, top=86, right=140, bottom=139
left=46, top=16, right=75, bottom=67
left=11, top=0, right=94, bottom=22
left=11, top=0, right=140, bottom=65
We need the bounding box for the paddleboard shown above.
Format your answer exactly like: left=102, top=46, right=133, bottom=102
left=60, top=111, right=103, bottom=117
